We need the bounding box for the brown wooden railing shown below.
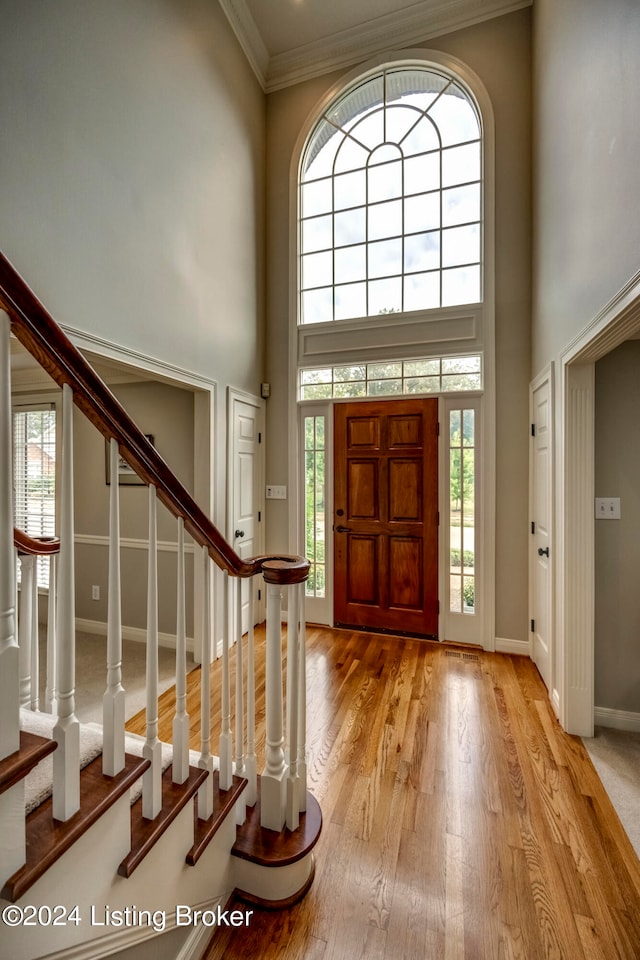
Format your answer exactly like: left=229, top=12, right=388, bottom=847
left=1, top=247, right=313, bottom=901
left=0, top=251, right=307, bottom=586
left=14, top=529, right=60, bottom=556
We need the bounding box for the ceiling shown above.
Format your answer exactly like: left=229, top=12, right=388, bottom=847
left=218, top=0, right=532, bottom=91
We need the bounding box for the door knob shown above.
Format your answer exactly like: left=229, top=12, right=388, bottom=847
left=235, top=529, right=245, bottom=539
left=537, top=546, right=549, bottom=557
left=335, top=525, right=352, bottom=533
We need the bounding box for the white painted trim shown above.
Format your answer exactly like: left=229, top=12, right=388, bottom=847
left=33, top=898, right=223, bottom=960
left=220, top=0, right=532, bottom=92
left=74, top=533, right=196, bottom=554
left=75, top=617, right=195, bottom=654
left=58, top=323, right=217, bottom=666
left=288, top=51, right=497, bottom=650
left=217, top=0, right=269, bottom=90
left=63, top=324, right=220, bottom=393
left=495, top=636, right=530, bottom=656
left=528, top=362, right=555, bottom=693
left=557, top=273, right=640, bottom=736
left=594, top=706, right=640, bottom=734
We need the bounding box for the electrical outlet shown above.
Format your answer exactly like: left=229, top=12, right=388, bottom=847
left=91, top=585, right=100, bottom=601
left=595, top=497, right=621, bottom=519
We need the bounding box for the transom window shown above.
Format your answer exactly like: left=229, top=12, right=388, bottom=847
left=300, top=354, right=481, bottom=400
left=299, top=66, right=482, bottom=324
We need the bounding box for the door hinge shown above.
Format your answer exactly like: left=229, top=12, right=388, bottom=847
left=530, top=619, right=535, bottom=632
left=258, top=432, right=262, bottom=443
left=531, top=521, right=536, bottom=534
left=437, top=511, right=440, bottom=526
left=436, top=421, right=440, bottom=436
left=531, top=423, right=536, bottom=437
left=258, top=510, right=261, bottom=522
left=258, top=588, right=262, bottom=601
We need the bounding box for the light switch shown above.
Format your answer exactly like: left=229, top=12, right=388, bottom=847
left=266, top=485, right=287, bottom=500
left=595, top=497, right=621, bottom=519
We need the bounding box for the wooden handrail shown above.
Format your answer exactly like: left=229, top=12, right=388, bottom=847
left=13, top=529, right=60, bottom=557
left=0, top=252, right=308, bottom=585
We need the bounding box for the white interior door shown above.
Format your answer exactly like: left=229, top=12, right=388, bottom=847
left=228, top=390, right=264, bottom=635
left=530, top=367, right=554, bottom=690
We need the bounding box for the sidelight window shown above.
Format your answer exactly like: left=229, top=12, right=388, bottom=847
left=448, top=407, right=475, bottom=615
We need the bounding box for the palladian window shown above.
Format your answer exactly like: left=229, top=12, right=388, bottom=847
left=299, top=66, right=482, bottom=324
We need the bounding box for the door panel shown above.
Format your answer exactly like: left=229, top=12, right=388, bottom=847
left=530, top=371, right=553, bottom=690
left=229, top=394, right=263, bottom=635
left=334, top=397, right=438, bottom=637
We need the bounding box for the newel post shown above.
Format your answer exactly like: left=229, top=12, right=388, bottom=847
left=261, top=579, right=286, bottom=831
left=260, top=557, right=309, bottom=832
left=0, top=311, right=19, bottom=759
left=0, top=310, right=24, bottom=882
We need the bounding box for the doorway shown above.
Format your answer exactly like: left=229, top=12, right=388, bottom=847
left=333, top=397, right=438, bottom=637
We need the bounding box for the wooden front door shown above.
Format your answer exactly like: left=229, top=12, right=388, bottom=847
left=334, top=397, right=438, bottom=637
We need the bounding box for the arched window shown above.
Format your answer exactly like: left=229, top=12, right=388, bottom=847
left=298, top=66, right=482, bottom=325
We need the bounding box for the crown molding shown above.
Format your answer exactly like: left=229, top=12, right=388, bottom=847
left=218, top=0, right=531, bottom=94
left=218, top=0, right=269, bottom=89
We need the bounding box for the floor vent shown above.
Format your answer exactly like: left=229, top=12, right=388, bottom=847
left=444, top=650, right=480, bottom=662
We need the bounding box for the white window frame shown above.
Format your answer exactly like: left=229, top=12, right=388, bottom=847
left=288, top=50, right=496, bottom=649
left=13, top=394, right=60, bottom=591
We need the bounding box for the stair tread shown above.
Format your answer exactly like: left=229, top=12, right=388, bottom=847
left=2, top=752, right=149, bottom=902
left=0, top=731, right=57, bottom=798
left=186, top=772, right=247, bottom=866
left=232, top=787, right=322, bottom=867
left=118, top=764, right=208, bottom=878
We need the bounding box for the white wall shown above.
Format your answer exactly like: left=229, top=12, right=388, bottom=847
left=0, top=0, right=265, bottom=395
left=594, top=341, right=640, bottom=714
left=532, top=0, right=640, bottom=372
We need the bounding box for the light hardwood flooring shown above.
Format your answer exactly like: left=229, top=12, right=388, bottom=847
left=128, top=626, right=640, bottom=959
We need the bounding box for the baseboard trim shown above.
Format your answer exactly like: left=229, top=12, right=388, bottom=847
left=594, top=706, right=640, bottom=733
left=75, top=617, right=195, bottom=654
left=29, top=897, right=224, bottom=960
left=495, top=637, right=530, bottom=656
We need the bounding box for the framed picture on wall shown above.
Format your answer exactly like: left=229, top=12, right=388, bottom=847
left=105, top=435, right=155, bottom=485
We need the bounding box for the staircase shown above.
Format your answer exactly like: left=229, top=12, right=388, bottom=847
left=0, top=253, right=321, bottom=960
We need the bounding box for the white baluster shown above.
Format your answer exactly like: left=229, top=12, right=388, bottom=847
left=0, top=311, right=23, bottom=881
left=18, top=555, right=34, bottom=708
left=45, top=554, right=57, bottom=714
left=297, top=587, right=307, bottom=813
left=285, top=584, right=300, bottom=831
left=244, top=584, right=257, bottom=806
left=142, top=485, right=162, bottom=819
left=103, top=439, right=125, bottom=776
left=53, top=383, right=80, bottom=821
left=219, top=571, right=233, bottom=791
left=197, top=546, right=214, bottom=818
left=234, top=577, right=246, bottom=824
left=0, top=311, right=19, bottom=762
left=261, top=579, right=286, bottom=831
left=172, top=518, right=189, bottom=785
left=29, top=553, right=39, bottom=710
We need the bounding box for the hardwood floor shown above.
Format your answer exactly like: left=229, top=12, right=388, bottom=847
left=128, top=626, right=640, bottom=959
